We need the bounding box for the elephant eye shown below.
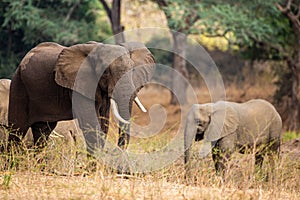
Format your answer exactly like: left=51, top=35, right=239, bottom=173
left=195, top=119, right=203, bottom=126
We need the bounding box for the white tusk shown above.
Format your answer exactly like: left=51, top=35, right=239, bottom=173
left=134, top=97, right=147, bottom=113
left=49, top=134, right=59, bottom=138
left=50, top=130, right=64, bottom=138
left=110, top=99, right=130, bottom=124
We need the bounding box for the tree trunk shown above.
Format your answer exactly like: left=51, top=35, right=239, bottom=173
left=282, top=35, right=300, bottom=131
left=291, top=70, right=300, bottom=131
left=99, top=0, right=125, bottom=44
left=276, top=1, right=300, bottom=131
left=170, top=32, right=189, bottom=105
left=111, top=0, right=125, bottom=44
left=286, top=61, right=300, bottom=131
left=286, top=32, right=300, bottom=131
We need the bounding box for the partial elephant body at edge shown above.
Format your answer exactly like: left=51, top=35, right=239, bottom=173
left=0, top=79, right=84, bottom=148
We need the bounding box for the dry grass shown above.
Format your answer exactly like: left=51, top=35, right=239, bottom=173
left=0, top=148, right=299, bottom=200
left=0, top=84, right=299, bottom=199
left=0, top=171, right=298, bottom=200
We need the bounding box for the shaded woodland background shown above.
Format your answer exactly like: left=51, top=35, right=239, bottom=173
left=0, top=0, right=299, bottom=132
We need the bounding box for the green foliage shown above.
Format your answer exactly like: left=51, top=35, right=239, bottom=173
left=0, top=0, right=112, bottom=78
left=158, top=0, right=293, bottom=60
left=146, top=35, right=173, bottom=68
left=199, top=0, right=293, bottom=60
left=0, top=54, right=20, bottom=79
left=283, top=131, right=300, bottom=142
left=157, top=0, right=203, bottom=34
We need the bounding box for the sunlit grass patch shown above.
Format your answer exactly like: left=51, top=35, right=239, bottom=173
left=282, top=131, right=300, bottom=142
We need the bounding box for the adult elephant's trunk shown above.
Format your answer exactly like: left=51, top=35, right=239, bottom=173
left=112, top=72, right=136, bottom=149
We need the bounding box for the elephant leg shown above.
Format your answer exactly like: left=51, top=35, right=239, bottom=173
left=6, top=123, right=30, bottom=153
left=254, top=152, right=268, bottom=181
left=98, top=94, right=110, bottom=135
left=212, top=142, right=232, bottom=176
left=31, top=121, right=57, bottom=148
left=212, top=150, right=227, bottom=174
left=72, top=94, right=106, bottom=155
left=255, top=153, right=264, bottom=169
left=212, top=149, right=224, bottom=173
left=256, top=139, right=280, bottom=169
left=7, top=125, right=30, bottom=146
left=1, top=124, right=29, bottom=153
left=117, top=100, right=132, bottom=150
left=268, top=138, right=280, bottom=159
left=266, top=139, right=280, bottom=180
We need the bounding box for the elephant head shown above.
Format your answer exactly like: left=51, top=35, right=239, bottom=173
left=114, top=42, right=155, bottom=147
left=184, top=102, right=239, bottom=166
left=114, top=42, right=155, bottom=120
left=53, top=41, right=155, bottom=148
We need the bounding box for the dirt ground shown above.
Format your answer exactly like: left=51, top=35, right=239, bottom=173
left=281, top=138, right=300, bottom=161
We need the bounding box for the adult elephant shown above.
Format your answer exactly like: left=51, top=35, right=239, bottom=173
left=8, top=41, right=155, bottom=154
left=0, top=79, right=83, bottom=148
left=184, top=99, right=282, bottom=176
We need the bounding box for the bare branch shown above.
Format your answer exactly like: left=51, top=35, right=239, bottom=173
left=65, top=0, right=81, bottom=22
left=99, top=0, right=112, bottom=23
left=156, top=0, right=168, bottom=8
left=276, top=0, right=292, bottom=14
left=277, top=1, right=300, bottom=35
left=287, top=0, right=293, bottom=10
left=296, top=4, right=300, bottom=18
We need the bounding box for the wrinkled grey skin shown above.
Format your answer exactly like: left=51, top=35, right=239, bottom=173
left=184, top=99, right=282, bottom=175
left=8, top=41, right=155, bottom=154
left=0, top=79, right=83, bottom=148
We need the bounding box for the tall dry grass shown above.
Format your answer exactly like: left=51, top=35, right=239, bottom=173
left=0, top=135, right=299, bottom=199
left=0, top=85, right=299, bottom=199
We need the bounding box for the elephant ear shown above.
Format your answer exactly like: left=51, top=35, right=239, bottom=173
left=204, top=101, right=238, bottom=142
left=54, top=43, right=100, bottom=99
left=119, top=42, right=155, bottom=89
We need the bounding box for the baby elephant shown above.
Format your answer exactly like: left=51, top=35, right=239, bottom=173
left=184, top=99, right=282, bottom=175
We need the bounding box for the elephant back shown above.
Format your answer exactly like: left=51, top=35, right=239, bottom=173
left=238, top=99, right=282, bottom=144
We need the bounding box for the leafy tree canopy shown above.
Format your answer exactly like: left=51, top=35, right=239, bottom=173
left=0, top=0, right=112, bottom=78
left=198, top=0, right=293, bottom=60
left=157, top=0, right=293, bottom=60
